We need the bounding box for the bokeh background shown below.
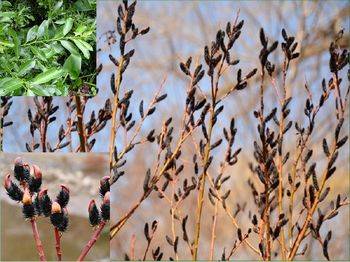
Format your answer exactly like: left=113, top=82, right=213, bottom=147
left=0, top=153, right=109, bottom=261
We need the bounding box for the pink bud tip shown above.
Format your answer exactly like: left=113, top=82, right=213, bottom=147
left=60, top=184, right=70, bottom=194
left=4, top=174, right=12, bottom=189
left=103, top=192, right=110, bottom=204
left=38, top=188, right=48, bottom=199
left=100, top=176, right=110, bottom=185
left=32, top=165, right=42, bottom=179
left=88, top=199, right=97, bottom=212
left=14, top=157, right=23, bottom=166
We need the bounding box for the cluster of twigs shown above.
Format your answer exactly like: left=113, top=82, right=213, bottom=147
left=4, top=157, right=69, bottom=261
left=3, top=157, right=110, bottom=261
left=107, top=1, right=349, bottom=261
left=23, top=95, right=111, bottom=152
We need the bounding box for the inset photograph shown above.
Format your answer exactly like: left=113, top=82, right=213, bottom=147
left=1, top=153, right=109, bottom=261
left=0, top=0, right=96, bottom=96
left=1, top=96, right=111, bottom=153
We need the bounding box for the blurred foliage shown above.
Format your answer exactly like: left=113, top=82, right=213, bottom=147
left=0, top=0, right=96, bottom=96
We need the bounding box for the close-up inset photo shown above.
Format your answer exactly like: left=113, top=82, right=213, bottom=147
left=1, top=153, right=110, bottom=261
left=0, top=0, right=96, bottom=96
left=1, top=96, right=111, bottom=153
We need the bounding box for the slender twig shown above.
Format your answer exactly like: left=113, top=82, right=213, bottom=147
left=77, top=221, right=107, bottom=261
left=209, top=199, right=218, bottom=260
left=130, top=234, right=136, bottom=261
left=289, top=79, right=348, bottom=259
left=276, top=58, right=289, bottom=260
left=110, top=128, right=196, bottom=238
left=30, top=218, right=46, bottom=261
left=75, top=96, right=87, bottom=152
left=54, top=227, right=62, bottom=261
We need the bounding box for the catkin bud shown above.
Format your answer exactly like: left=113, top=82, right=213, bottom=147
left=88, top=200, right=101, bottom=226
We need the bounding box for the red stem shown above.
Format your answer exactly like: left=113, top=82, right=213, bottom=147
left=77, top=221, right=106, bottom=261
left=54, top=227, right=62, bottom=261
left=30, top=218, right=46, bottom=261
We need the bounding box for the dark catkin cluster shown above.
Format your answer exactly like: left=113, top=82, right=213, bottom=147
left=4, top=158, right=40, bottom=219
left=106, top=0, right=156, bottom=184
left=3, top=158, right=70, bottom=232
left=88, top=176, right=111, bottom=227
left=24, top=95, right=112, bottom=153
left=26, top=97, right=67, bottom=152
left=50, top=202, right=69, bottom=232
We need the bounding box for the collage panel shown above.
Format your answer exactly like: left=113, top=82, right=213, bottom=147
left=100, top=0, right=350, bottom=261
left=1, top=96, right=111, bottom=153
left=1, top=153, right=109, bottom=261
left=0, top=0, right=96, bottom=96
left=0, top=0, right=349, bottom=261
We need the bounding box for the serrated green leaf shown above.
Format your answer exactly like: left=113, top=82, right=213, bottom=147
left=74, top=24, right=87, bottom=35
left=54, top=18, right=66, bottom=25
left=74, top=0, right=95, bottom=11
left=37, top=20, right=49, bottom=38
left=8, top=29, right=19, bottom=57
left=28, top=86, right=52, bottom=96
left=26, top=25, right=38, bottom=42
left=52, top=42, right=64, bottom=54
left=0, top=77, right=22, bottom=95
left=72, top=39, right=90, bottom=59
left=60, top=40, right=79, bottom=55
left=18, top=60, right=36, bottom=76
left=79, top=39, right=93, bottom=51
left=63, top=54, right=81, bottom=80
left=63, top=18, right=73, bottom=36
left=30, top=68, right=64, bottom=85
left=53, top=1, right=63, bottom=11
left=0, top=40, right=14, bottom=48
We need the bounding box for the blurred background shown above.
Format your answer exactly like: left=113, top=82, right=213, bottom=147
left=0, top=153, right=109, bottom=261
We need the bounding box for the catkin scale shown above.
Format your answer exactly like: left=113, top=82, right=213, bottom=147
left=88, top=200, right=101, bottom=226
left=56, top=185, right=70, bottom=208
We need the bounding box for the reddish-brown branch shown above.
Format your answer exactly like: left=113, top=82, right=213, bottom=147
left=30, top=219, right=46, bottom=261
left=39, top=117, right=48, bottom=152
left=77, top=221, right=107, bottom=261
left=54, top=227, right=62, bottom=261
left=75, top=96, right=87, bottom=152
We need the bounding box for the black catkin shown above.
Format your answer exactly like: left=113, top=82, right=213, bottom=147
left=101, top=192, right=110, bottom=221
left=56, top=185, right=70, bottom=208
left=99, top=176, right=110, bottom=197
left=88, top=200, right=101, bottom=226
left=4, top=174, right=23, bottom=202
left=40, top=190, right=52, bottom=217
